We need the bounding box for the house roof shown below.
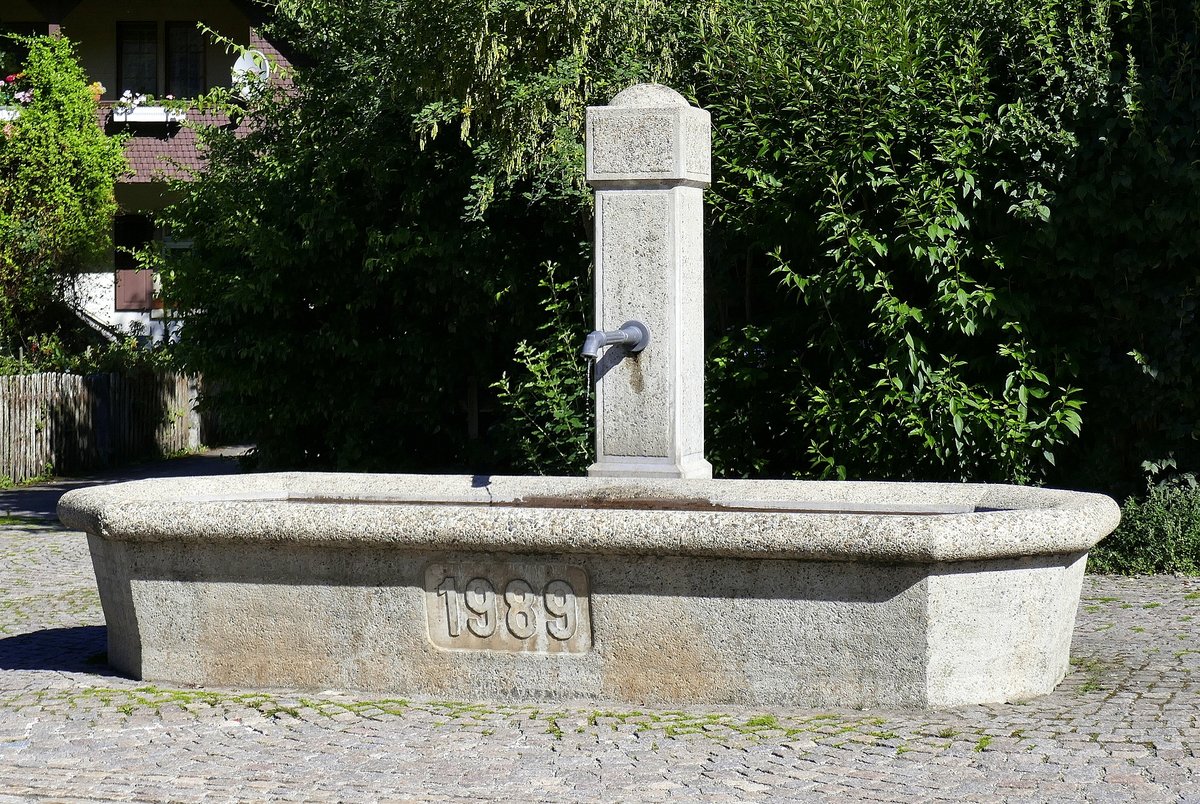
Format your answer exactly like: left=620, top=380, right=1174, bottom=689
left=105, top=108, right=251, bottom=184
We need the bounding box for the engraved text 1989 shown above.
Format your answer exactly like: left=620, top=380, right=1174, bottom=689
left=423, top=562, right=592, bottom=653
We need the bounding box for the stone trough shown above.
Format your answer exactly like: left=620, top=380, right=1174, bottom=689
left=58, top=472, right=1118, bottom=709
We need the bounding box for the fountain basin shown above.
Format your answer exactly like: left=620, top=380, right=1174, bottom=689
left=58, top=473, right=1119, bottom=709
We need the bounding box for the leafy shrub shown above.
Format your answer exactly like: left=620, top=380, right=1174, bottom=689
left=1021, top=0, right=1200, bottom=495
left=1089, top=479, right=1200, bottom=575
left=0, top=36, right=125, bottom=351
left=492, top=263, right=593, bottom=474
left=165, top=0, right=1200, bottom=489
left=689, top=0, right=1126, bottom=483
left=0, top=332, right=176, bottom=376
left=161, top=1, right=672, bottom=470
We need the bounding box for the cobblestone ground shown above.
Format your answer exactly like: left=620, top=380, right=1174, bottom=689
left=0, top=520, right=1195, bottom=803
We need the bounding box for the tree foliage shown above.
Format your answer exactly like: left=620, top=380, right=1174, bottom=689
left=694, top=0, right=1109, bottom=483
left=167, top=0, right=1200, bottom=492
left=0, top=36, right=125, bottom=352
left=495, top=0, right=1200, bottom=491
left=1018, top=0, right=1200, bottom=493
left=162, top=1, right=673, bottom=470
left=268, top=0, right=678, bottom=212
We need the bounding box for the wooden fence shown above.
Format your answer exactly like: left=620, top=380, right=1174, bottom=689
left=0, top=372, right=201, bottom=484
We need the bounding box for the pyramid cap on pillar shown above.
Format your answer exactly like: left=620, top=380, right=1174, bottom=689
left=609, top=83, right=689, bottom=107
left=586, top=83, right=711, bottom=188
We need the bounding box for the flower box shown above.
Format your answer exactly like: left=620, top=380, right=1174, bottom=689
left=111, top=105, right=186, bottom=124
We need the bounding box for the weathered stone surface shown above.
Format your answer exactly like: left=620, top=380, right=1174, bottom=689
left=60, top=473, right=1119, bottom=561
left=59, top=473, right=1119, bottom=708
left=585, top=84, right=711, bottom=187
left=586, top=84, right=712, bottom=479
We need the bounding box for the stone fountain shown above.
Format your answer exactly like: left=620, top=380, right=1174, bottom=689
left=58, top=85, right=1119, bottom=709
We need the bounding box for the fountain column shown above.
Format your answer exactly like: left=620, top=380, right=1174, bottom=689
left=585, top=84, right=712, bottom=479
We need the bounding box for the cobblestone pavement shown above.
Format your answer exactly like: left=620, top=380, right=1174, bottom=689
left=0, top=519, right=1195, bottom=803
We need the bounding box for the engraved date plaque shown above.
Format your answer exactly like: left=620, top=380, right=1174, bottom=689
left=423, top=561, right=592, bottom=653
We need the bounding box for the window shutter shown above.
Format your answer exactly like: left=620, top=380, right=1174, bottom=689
left=115, top=270, right=153, bottom=312
left=113, top=215, right=155, bottom=312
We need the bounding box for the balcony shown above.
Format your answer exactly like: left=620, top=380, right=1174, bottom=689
left=109, top=105, right=187, bottom=125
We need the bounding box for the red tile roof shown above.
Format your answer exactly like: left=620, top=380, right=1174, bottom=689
left=103, top=107, right=249, bottom=183
left=250, top=29, right=286, bottom=73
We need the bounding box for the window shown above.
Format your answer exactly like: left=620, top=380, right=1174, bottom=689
left=165, top=23, right=204, bottom=98
left=116, top=22, right=156, bottom=95
left=116, top=21, right=207, bottom=98
left=114, top=215, right=154, bottom=312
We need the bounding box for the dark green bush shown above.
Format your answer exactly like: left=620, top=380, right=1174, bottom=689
left=1089, top=480, right=1200, bottom=575
left=690, top=0, right=1139, bottom=483
left=162, top=1, right=672, bottom=471
left=1027, top=0, right=1200, bottom=496
left=491, top=263, right=593, bottom=475
left=498, top=0, right=1105, bottom=482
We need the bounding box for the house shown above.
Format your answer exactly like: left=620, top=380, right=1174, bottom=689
left=0, top=1, right=289, bottom=342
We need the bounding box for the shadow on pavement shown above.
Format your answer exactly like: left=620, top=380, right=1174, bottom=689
left=0, top=625, right=118, bottom=676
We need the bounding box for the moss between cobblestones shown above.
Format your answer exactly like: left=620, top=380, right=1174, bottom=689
left=0, top=678, right=1026, bottom=764
left=0, top=520, right=57, bottom=532
left=23, top=676, right=975, bottom=752
left=0, top=685, right=304, bottom=720
left=1070, top=657, right=1107, bottom=693
left=520, top=702, right=875, bottom=745
left=0, top=588, right=101, bottom=634
left=295, top=698, right=411, bottom=719
left=0, top=681, right=943, bottom=748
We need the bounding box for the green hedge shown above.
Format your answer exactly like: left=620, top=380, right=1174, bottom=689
left=1089, top=482, right=1200, bottom=575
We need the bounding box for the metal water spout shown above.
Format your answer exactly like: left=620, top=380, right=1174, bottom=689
left=580, top=321, right=650, bottom=361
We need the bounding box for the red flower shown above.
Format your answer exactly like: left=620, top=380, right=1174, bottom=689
left=4, top=75, right=16, bottom=83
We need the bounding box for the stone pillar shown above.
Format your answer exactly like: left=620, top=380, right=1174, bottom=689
left=585, top=84, right=712, bottom=479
